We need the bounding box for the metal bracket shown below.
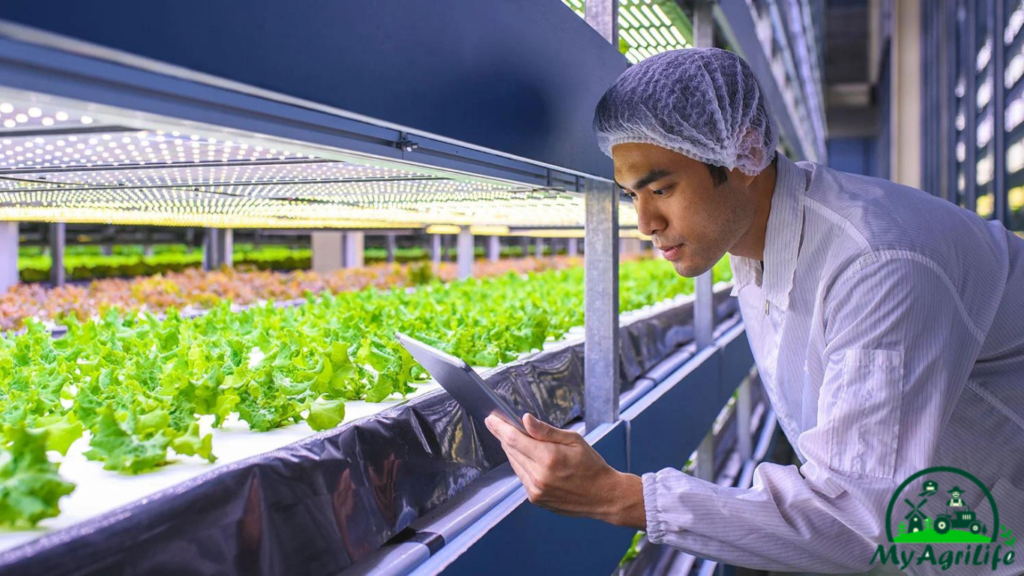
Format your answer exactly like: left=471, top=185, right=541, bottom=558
left=395, top=133, right=420, bottom=153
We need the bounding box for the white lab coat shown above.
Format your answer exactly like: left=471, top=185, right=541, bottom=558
left=642, top=155, right=1024, bottom=574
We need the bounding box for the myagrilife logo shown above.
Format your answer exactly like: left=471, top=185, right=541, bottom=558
left=870, top=467, right=1016, bottom=571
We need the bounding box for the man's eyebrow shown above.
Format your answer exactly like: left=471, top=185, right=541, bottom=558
left=621, top=169, right=671, bottom=192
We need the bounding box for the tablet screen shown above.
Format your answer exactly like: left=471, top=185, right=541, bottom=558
left=396, top=332, right=529, bottom=434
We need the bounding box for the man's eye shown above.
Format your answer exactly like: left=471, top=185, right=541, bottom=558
left=626, top=192, right=638, bottom=200
left=652, top=188, right=666, bottom=196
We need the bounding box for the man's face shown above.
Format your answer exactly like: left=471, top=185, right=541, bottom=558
left=612, top=143, right=757, bottom=277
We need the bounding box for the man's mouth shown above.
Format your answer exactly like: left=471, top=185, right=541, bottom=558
left=658, top=243, right=683, bottom=261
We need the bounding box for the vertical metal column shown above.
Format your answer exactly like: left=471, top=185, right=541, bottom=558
left=431, top=234, right=442, bottom=266
left=695, top=272, right=715, bottom=349
left=691, top=0, right=715, bottom=48
left=736, top=374, right=754, bottom=462
left=222, top=229, right=233, bottom=267
left=342, top=232, right=364, bottom=268
left=584, top=0, right=618, bottom=45
left=312, top=231, right=343, bottom=274
left=568, top=237, right=579, bottom=257
left=993, top=0, right=1008, bottom=225
left=584, top=179, right=620, bottom=432
left=520, top=236, right=530, bottom=258
left=964, top=0, right=978, bottom=211
left=487, top=235, right=500, bottom=262
left=49, top=222, right=65, bottom=287
left=695, top=431, right=715, bottom=481
left=386, top=233, right=397, bottom=264
left=203, top=229, right=220, bottom=270
left=101, top=225, right=114, bottom=256
left=203, top=228, right=218, bottom=271
left=203, top=229, right=233, bottom=270
left=457, top=228, right=474, bottom=280
left=0, top=222, right=18, bottom=293
left=691, top=0, right=717, bottom=488
left=944, top=0, right=958, bottom=203
left=692, top=0, right=716, bottom=352
left=921, top=0, right=933, bottom=194
left=534, top=237, right=544, bottom=258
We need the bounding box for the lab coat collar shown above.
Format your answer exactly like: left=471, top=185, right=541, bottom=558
left=729, top=154, right=806, bottom=312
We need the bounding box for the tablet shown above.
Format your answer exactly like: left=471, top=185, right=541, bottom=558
left=395, top=332, right=529, bottom=435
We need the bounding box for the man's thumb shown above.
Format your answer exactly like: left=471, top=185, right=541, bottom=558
left=524, top=414, right=575, bottom=444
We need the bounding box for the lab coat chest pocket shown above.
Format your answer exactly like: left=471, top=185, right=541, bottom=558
left=827, top=349, right=904, bottom=479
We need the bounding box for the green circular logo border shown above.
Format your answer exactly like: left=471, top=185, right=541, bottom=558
left=885, top=466, right=999, bottom=543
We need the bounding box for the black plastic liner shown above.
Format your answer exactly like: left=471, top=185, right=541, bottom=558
left=0, top=291, right=736, bottom=576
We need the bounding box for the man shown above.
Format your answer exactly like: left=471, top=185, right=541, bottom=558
left=947, top=487, right=965, bottom=508
left=485, top=48, right=1024, bottom=573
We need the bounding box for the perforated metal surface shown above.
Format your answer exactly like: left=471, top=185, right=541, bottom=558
left=0, top=93, right=638, bottom=228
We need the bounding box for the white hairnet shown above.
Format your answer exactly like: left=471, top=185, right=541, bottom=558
left=593, top=48, right=778, bottom=176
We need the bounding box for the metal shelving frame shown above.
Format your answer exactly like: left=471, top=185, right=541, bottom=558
left=0, top=0, right=828, bottom=572
left=0, top=3, right=635, bottom=566
left=927, top=0, right=1023, bottom=232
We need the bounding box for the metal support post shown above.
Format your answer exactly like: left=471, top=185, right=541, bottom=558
left=101, top=225, right=114, bottom=256
left=568, top=237, right=579, bottom=257
left=50, top=222, right=65, bottom=287
left=203, top=228, right=219, bottom=271
left=993, top=0, right=1008, bottom=226
left=386, top=233, right=397, bottom=264
left=203, top=228, right=233, bottom=270
left=431, top=234, right=442, bottom=266
left=487, top=235, right=500, bottom=262
left=963, top=0, right=977, bottom=211
left=584, top=179, right=620, bottom=432
left=736, top=375, right=753, bottom=462
left=695, top=270, right=714, bottom=350
left=520, top=236, right=530, bottom=258
left=342, top=231, right=364, bottom=268
left=457, top=228, right=474, bottom=280
left=0, top=222, right=17, bottom=293
left=696, top=430, right=715, bottom=481
left=691, top=0, right=715, bottom=48
left=584, top=0, right=618, bottom=45
left=534, top=237, right=544, bottom=258
left=312, top=231, right=344, bottom=274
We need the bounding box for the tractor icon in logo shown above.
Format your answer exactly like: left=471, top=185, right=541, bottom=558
left=934, top=486, right=984, bottom=536
left=890, top=470, right=996, bottom=544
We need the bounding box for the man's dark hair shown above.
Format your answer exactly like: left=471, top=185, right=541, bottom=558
left=705, top=163, right=728, bottom=187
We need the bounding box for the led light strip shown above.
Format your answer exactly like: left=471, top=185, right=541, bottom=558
left=0, top=93, right=639, bottom=229
left=561, top=0, right=693, bottom=64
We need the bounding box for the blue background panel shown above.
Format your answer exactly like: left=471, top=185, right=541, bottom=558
left=0, top=0, right=627, bottom=179
left=625, top=353, right=721, bottom=476
left=719, top=330, right=755, bottom=404
left=439, top=422, right=633, bottom=575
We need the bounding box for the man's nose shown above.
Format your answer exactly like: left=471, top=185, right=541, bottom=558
left=635, top=200, right=666, bottom=237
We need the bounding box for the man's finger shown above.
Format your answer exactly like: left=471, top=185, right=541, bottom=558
left=502, top=444, right=537, bottom=487
left=485, top=415, right=517, bottom=443
left=486, top=416, right=542, bottom=461
left=523, top=413, right=577, bottom=445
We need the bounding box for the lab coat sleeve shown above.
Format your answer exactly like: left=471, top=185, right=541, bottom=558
left=642, top=253, right=982, bottom=573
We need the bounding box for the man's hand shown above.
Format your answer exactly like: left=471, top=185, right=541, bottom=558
left=484, top=413, right=646, bottom=530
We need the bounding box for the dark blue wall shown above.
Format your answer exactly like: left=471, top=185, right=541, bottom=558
left=0, top=1, right=628, bottom=179
left=826, top=137, right=879, bottom=177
